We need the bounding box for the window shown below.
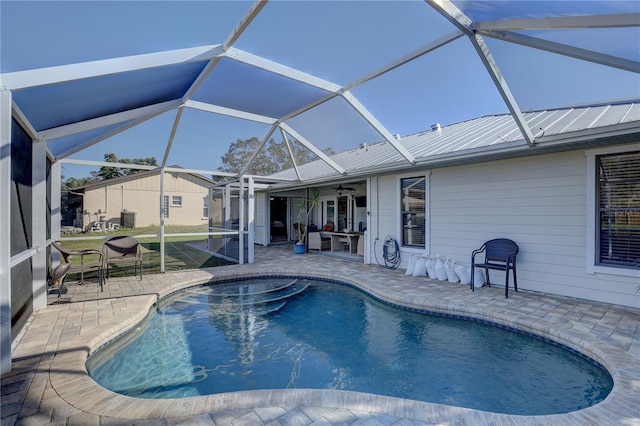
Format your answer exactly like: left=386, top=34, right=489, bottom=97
left=171, top=195, right=182, bottom=207
left=202, top=197, right=209, bottom=218
left=162, top=195, right=169, bottom=218
left=401, top=176, right=426, bottom=247
left=596, top=151, right=640, bottom=269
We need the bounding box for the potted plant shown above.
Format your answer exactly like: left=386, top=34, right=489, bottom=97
left=293, top=190, right=320, bottom=254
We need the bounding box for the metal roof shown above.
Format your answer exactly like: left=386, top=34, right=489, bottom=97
left=267, top=100, right=640, bottom=185
left=2, top=1, right=639, bottom=178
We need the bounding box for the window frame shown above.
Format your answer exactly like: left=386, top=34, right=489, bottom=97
left=171, top=195, right=183, bottom=207
left=202, top=196, right=209, bottom=219
left=586, top=143, right=640, bottom=278
left=162, top=195, right=169, bottom=218
left=398, top=173, right=429, bottom=250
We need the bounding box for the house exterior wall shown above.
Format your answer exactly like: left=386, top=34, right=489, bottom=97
left=367, top=149, right=639, bottom=308
left=83, top=172, right=209, bottom=229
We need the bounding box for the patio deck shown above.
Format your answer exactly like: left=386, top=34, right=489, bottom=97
left=2, top=245, right=639, bottom=425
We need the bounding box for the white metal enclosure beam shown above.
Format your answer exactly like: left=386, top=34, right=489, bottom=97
left=0, top=88, right=12, bottom=374
left=159, top=168, right=166, bottom=273
left=223, top=0, right=268, bottom=51
left=177, top=0, right=256, bottom=119
left=342, top=91, right=416, bottom=163
left=161, top=107, right=185, bottom=167
left=472, top=13, right=640, bottom=31
left=11, top=102, right=38, bottom=140
left=224, top=48, right=342, bottom=93
left=344, top=29, right=465, bottom=91
left=40, top=100, right=182, bottom=140
left=1, top=45, right=222, bottom=90
left=426, top=0, right=536, bottom=147
left=53, top=115, right=157, bottom=160
left=50, top=160, right=62, bottom=244
left=280, top=127, right=302, bottom=181
left=240, top=126, right=278, bottom=175
left=60, top=158, right=158, bottom=171
left=182, top=57, right=223, bottom=102
left=279, top=123, right=347, bottom=175
left=163, top=166, right=236, bottom=178
left=31, top=139, right=47, bottom=310
left=185, top=100, right=277, bottom=125
left=238, top=175, right=245, bottom=265
left=247, top=176, right=255, bottom=264
left=479, top=30, right=640, bottom=74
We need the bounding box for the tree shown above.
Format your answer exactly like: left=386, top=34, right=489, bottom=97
left=218, top=137, right=334, bottom=175
left=61, top=176, right=95, bottom=190
left=90, top=153, right=158, bottom=180
left=92, top=153, right=122, bottom=180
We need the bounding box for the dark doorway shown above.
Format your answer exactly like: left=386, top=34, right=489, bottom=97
left=270, top=197, right=288, bottom=242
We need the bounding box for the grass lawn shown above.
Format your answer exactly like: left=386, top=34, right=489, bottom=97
left=57, top=225, right=232, bottom=282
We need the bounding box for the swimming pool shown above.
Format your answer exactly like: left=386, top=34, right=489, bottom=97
left=87, top=277, right=613, bottom=415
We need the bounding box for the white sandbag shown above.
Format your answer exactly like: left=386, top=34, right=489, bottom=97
left=434, top=257, right=448, bottom=281
left=473, top=267, right=485, bottom=288
left=425, top=256, right=436, bottom=279
left=454, top=263, right=472, bottom=285
left=405, top=254, right=418, bottom=275
left=444, top=258, right=459, bottom=283
left=413, top=257, right=428, bottom=277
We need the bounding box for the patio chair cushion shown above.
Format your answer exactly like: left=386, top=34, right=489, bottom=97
left=102, top=236, right=143, bottom=280
left=308, top=231, right=331, bottom=251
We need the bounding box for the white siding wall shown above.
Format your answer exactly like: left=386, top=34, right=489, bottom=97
left=369, top=175, right=410, bottom=265
left=369, top=151, right=639, bottom=308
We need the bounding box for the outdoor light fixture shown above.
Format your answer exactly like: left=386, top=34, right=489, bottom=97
left=335, top=184, right=356, bottom=198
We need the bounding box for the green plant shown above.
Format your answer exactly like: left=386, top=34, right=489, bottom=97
left=293, top=190, right=320, bottom=245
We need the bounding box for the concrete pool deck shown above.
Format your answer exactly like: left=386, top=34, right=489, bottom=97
left=2, top=245, right=639, bottom=425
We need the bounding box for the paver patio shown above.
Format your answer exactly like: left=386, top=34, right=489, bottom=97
left=2, top=245, right=639, bottom=425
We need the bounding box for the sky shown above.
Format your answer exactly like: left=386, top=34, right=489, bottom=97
left=1, top=1, right=639, bottom=179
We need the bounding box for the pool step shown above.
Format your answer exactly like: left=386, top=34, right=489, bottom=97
left=169, top=279, right=310, bottom=314
left=186, top=278, right=299, bottom=297
left=207, top=282, right=310, bottom=306
left=215, top=300, right=288, bottom=316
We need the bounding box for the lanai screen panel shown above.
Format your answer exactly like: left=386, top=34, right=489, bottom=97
left=191, top=58, right=332, bottom=118
left=456, top=0, right=640, bottom=110
left=11, top=61, right=208, bottom=132
left=233, top=1, right=455, bottom=85
left=46, top=120, right=143, bottom=158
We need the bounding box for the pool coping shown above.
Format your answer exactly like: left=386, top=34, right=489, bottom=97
left=43, top=265, right=640, bottom=425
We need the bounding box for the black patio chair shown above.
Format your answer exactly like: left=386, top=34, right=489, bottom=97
left=471, top=238, right=519, bottom=298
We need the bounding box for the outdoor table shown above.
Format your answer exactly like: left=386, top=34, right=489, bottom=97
left=325, top=232, right=361, bottom=255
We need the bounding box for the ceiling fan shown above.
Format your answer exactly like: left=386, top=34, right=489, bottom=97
left=334, top=184, right=356, bottom=196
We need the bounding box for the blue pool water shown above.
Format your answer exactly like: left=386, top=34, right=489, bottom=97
left=87, top=277, right=613, bottom=415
